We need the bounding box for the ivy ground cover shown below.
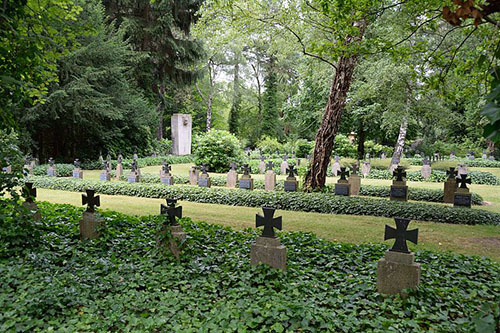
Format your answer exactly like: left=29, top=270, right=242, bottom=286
left=1, top=202, right=499, bottom=331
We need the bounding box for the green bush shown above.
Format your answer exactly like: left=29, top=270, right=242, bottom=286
left=194, top=130, right=244, bottom=173
left=332, top=134, right=357, bottom=158
left=406, top=157, right=500, bottom=168
left=364, top=140, right=394, bottom=157
left=368, top=159, right=410, bottom=170
left=256, top=136, right=281, bottom=155
left=26, top=176, right=500, bottom=225
left=1, top=201, right=498, bottom=331
left=431, top=160, right=459, bottom=171
left=360, top=169, right=499, bottom=185
left=81, top=155, right=193, bottom=170
left=295, top=139, right=314, bottom=157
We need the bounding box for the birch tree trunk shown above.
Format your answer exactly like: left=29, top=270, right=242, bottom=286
left=390, top=118, right=408, bottom=165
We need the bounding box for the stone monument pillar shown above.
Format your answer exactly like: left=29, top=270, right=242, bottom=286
left=251, top=207, right=286, bottom=271
left=171, top=114, right=192, bottom=155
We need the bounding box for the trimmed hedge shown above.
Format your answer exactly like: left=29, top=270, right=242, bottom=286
left=121, top=173, right=484, bottom=205
left=357, top=169, right=500, bottom=185
left=26, top=176, right=500, bottom=225
left=406, top=157, right=500, bottom=168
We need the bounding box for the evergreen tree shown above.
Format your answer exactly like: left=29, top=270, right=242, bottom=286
left=261, top=57, right=280, bottom=138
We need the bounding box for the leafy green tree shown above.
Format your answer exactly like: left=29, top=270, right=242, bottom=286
left=261, top=56, right=280, bottom=138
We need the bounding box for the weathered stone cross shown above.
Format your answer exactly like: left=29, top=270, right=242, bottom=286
left=339, top=167, right=349, bottom=181
left=162, top=162, right=171, bottom=174
left=384, top=217, right=418, bottom=253
left=351, top=163, right=359, bottom=175
left=161, top=198, right=182, bottom=225
left=23, top=182, right=37, bottom=203
left=230, top=162, right=237, bottom=171
left=286, top=165, right=297, bottom=178
left=446, top=167, right=457, bottom=179
left=256, top=207, right=282, bottom=238
left=393, top=167, right=406, bottom=182
left=241, top=164, right=251, bottom=176
left=456, top=174, right=471, bottom=189
left=74, top=158, right=81, bottom=168
left=266, top=161, right=274, bottom=171
left=201, top=164, right=209, bottom=175
left=82, top=189, right=100, bottom=213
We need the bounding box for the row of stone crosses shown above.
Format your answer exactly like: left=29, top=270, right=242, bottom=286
left=20, top=181, right=421, bottom=295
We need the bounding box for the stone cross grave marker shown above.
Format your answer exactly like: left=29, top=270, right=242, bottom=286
left=239, top=164, right=254, bottom=190
left=331, top=155, right=341, bottom=176
left=454, top=174, right=472, bottom=208
left=421, top=157, right=432, bottom=180
left=265, top=161, right=276, bottom=191
left=443, top=167, right=458, bottom=203
left=258, top=155, right=266, bottom=173
left=160, top=198, right=182, bottom=225
left=251, top=207, right=287, bottom=270
left=489, top=152, right=495, bottom=161
left=280, top=155, right=289, bottom=175
left=361, top=161, right=371, bottom=177
left=80, top=189, right=101, bottom=240
left=128, top=159, right=140, bottom=183
left=73, top=158, right=83, bottom=179
left=377, top=217, right=421, bottom=295
left=161, top=161, right=174, bottom=185
left=457, top=163, right=467, bottom=176
left=348, top=163, right=361, bottom=195
left=47, top=157, right=56, bottom=177
left=198, top=164, right=211, bottom=188
left=390, top=166, right=408, bottom=201
left=335, top=167, right=350, bottom=196
left=22, top=182, right=41, bottom=221
left=100, top=160, right=111, bottom=181
left=284, top=164, right=298, bottom=192
left=226, top=162, right=238, bottom=188
left=482, top=151, right=488, bottom=159
left=159, top=198, right=186, bottom=258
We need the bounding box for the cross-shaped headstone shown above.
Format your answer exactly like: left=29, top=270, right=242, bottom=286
left=200, top=164, right=209, bottom=175
left=283, top=154, right=288, bottom=161
left=160, top=198, right=182, bottom=225
left=23, top=182, right=37, bottom=203
left=131, top=160, right=137, bottom=173
left=48, top=158, right=55, bottom=167
left=392, top=166, right=406, bottom=182
left=74, top=158, right=81, bottom=168
left=339, top=167, right=349, bottom=180
left=351, top=163, right=359, bottom=175
left=423, top=157, right=430, bottom=165
left=230, top=162, right=237, bottom=171
left=241, top=164, right=251, bottom=176
left=286, top=164, right=297, bottom=178
left=266, top=161, right=274, bottom=171
left=456, top=174, right=471, bottom=189
left=334, top=155, right=340, bottom=162
left=82, top=189, right=100, bottom=213
left=384, top=217, right=418, bottom=253
left=260, top=155, right=265, bottom=161
left=256, top=207, right=282, bottom=238
left=162, top=161, right=171, bottom=174
left=446, top=167, right=457, bottom=179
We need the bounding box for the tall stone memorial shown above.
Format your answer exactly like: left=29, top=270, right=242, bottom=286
left=22, top=182, right=41, bottom=221
left=171, top=114, right=192, bottom=155
left=348, top=163, right=361, bottom=195
left=443, top=167, right=458, bottom=203
left=454, top=174, right=472, bottom=208
left=198, top=164, right=211, bottom=188
left=73, top=159, right=83, bottom=179
left=377, top=218, right=420, bottom=295
left=160, top=161, right=173, bottom=185
left=226, top=163, right=238, bottom=188
left=265, top=161, right=276, bottom=191
left=80, top=189, right=102, bottom=240
left=390, top=166, right=408, bottom=202
left=47, top=157, right=57, bottom=177
left=250, top=207, right=286, bottom=271
left=159, top=199, right=186, bottom=259
left=239, top=164, right=254, bottom=190
left=284, top=165, right=298, bottom=192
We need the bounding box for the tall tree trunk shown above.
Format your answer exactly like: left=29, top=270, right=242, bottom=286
left=357, top=119, right=365, bottom=160
left=390, top=118, right=408, bottom=165
left=229, top=56, right=240, bottom=134
left=252, top=63, right=263, bottom=136
left=304, top=20, right=367, bottom=190
left=155, top=84, right=165, bottom=141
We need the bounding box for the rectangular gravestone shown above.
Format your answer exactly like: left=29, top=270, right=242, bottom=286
left=128, top=173, right=139, bottom=183
left=198, top=177, right=211, bottom=188
left=284, top=180, right=297, bottom=192
left=453, top=193, right=472, bottom=208
left=73, top=169, right=83, bottom=179
left=239, top=178, right=254, bottom=190
left=348, top=174, right=361, bottom=195
left=265, top=171, right=276, bottom=191
left=47, top=167, right=56, bottom=177
left=100, top=171, right=110, bottom=181
left=443, top=179, right=457, bottom=203
left=390, top=185, right=408, bottom=201
left=161, top=176, right=173, bottom=185
left=335, top=183, right=350, bottom=196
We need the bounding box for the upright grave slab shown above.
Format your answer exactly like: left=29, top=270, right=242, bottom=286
left=458, top=163, right=467, bottom=176
left=390, top=166, right=408, bottom=202
left=335, top=167, right=350, bottom=196
left=284, top=165, right=298, bottom=192
left=115, top=152, right=123, bottom=180
left=22, top=182, right=41, bottom=221
left=258, top=156, right=266, bottom=174
left=489, top=152, right=495, bottom=161
left=377, top=218, right=420, bottom=295
left=159, top=199, right=186, bottom=259
left=331, top=155, right=341, bottom=176
left=73, top=158, right=83, bottom=179
left=80, top=189, right=101, bottom=240
left=198, top=164, right=211, bottom=188
left=280, top=155, right=289, bottom=175
left=443, top=167, right=458, bottom=203
left=189, top=166, right=199, bottom=185
left=239, top=164, right=254, bottom=190
left=454, top=174, right=472, bottom=208
left=133, top=150, right=138, bottom=160
left=171, top=114, right=192, bottom=155
left=361, top=161, right=371, bottom=177
left=251, top=207, right=286, bottom=271
left=128, top=160, right=140, bottom=183
left=99, top=160, right=111, bottom=181
left=47, top=157, right=57, bottom=177
left=348, top=163, right=361, bottom=195
left=226, top=163, right=238, bottom=188
left=265, top=161, right=276, bottom=191
left=482, top=151, right=488, bottom=159
left=421, top=157, right=432, bottom=180
left=160, top=161, right=174, bottom=185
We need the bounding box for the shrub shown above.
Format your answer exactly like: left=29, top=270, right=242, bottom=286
left=364, top=140, right=394, bottom=157
left=193, top=130, right=244, bottom=173
left=256, top=136, right=281, bottom=155
left=295, top=139, right=314, bottom=157
left=357, top=169, right=500, bottom=185
left=367, top=159, right=410, bottom=170
left=431, top=160, right=459, bottom=171
left=26, top=176, right=500, bottom=225
left=332, top=134, right=357, bottom=158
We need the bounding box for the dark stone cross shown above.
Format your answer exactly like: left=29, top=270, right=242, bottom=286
left=351, top=163, right=359, bottom=175
left=446, top=167, right=457, bottom=179
left=286, top=164, right=297, bottom=178
left=456, top=174, right=471, bottom=189
left=82, top=189, right=100, bottom=213
left=241, top=164, right=251, bottom=176
left=102, top=160, right=108, bottom=171
left=23, top=182, right=37, bottom=203
left=200, top=164, right=209, bottom=175
left=48, top=158, right=55, bottom=167
left=260, top=155, right=265, bottom=161
left=384, top=217, right=418, bottom=253
left=131, top=160, right=137, bottom=173
left=162, top=161, right=171, bottom=174
left=393, top=167, right=406, bottom=182
left=266, top=161, right=274, bottom=171
left=74, top=159, right=81, bottom=168
left=339, top=167, right=349, bottom=181
left=256, top=207, right=282, bottom=238
left=423, top=157, right=430, bottom=165
left=283, top=154, right=288, bottom=161
left=160, top=198, right=182, bottom=225
left=230, top=162, right=237, bottom=171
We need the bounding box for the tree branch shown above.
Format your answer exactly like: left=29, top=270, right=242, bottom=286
left=440, top=26, right=478, bottom=80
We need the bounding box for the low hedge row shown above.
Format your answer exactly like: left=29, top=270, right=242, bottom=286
left=406, top=157, right=500, bottom=168
left=121, top=173, right=484, bottom=205
left=26, top=176, right=500, bottom=225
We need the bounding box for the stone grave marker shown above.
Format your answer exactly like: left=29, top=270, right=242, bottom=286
left=390, top=166, right=408, bottom=202
left=80, top=189, right=102, bottom=240
left=251, top=207, right=286, bottom=271
left=47, top=157, right=57, bottom=177
left=280, top=155, right=289, bottom=175
left=159, top=198, right=186, bottom=258
left=171, top=114, right=192, bottom=155
left=2, top=158, right=11, bottom=173
left=454, top=174, right=472, bottom=208
left=335, top=167, right=350, bottom=196
left=331, top=155, right=341, bottom=176
left=433, top=152, right=440, bottom=161
left=128, top=159, right=140, bottom=183
left=421, top=157, right=432, bottom=180
left=443, top=167, right=458, bottom=203
left=284, top=164, right=298, bottom=192
left=265, top=161, right=276, bottom=191
left=100, top=160, right=111, bottom=181
left=239, top=164, right=254, bottom=190
left=99, top=152, right=104, bottom=164
left=482, top=151, right=488, bottom=159
left=380, top=151, right=386, bottom=159
left=365, top=152, right=370, bottom=160
left=377, top=217, right=420, bottom=295
left=133, top=150, right=138, bottom=160
left=189, top=166, right=199, bottom=185
left=198, top=164, right=211, bottom=188
left=489, top=152, right=495, bottom=161
left=450, top=150, right=456, bottom=159
left=226, top=162, right=238, bottom=188
left=361, top=161, right=371, bottom=177
left=348, top=163, right=361, bottom=195
left=115, top=152, right=123, bottom=180
left=468, top=151, right=475, bottom=160
left=160, top=161, right=174, bottom=185
left=22, top=182, right=41, bottom=221
left=457, top=163, right=467, bottom=176
left=258, top=155, right=266, bottom=174
left=73, top=158, right=83, bottom=179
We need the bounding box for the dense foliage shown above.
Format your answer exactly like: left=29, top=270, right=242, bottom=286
left=26, top=176, right=500, bottom=225
left=193, top=130, right=244, bottom=172
left=0, top=201, right=498, bottom=331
